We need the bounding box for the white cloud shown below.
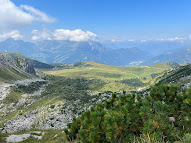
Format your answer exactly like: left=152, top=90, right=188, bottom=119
left=0, top=0, right=55, bottom=29
left=0, top=30, right=23, bottom=40
left=188, top=34, right=191, bottom=39
left=141, top=40, right=147, bottom=42
left=20, top=5, right=55, bottom=23
left=31, top=35, right=40, bottom=41
left=31, top=29, right=52, bottom=41
left=53, top=29, right=97, bottom=41
left=128, top=39, right=135, bottom=42
left=32, top=29, right=97, bottom=42
left=111, top=39, right=116, bottom=43
left=112, top=39, right=135, bottom=42
left=0, top=0, right=33, bottom=29
left=31, top=30, right=38, bottom=34
left=157, top=37, right=185, bottom=41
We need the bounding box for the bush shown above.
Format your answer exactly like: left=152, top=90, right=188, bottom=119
left=119, top=78, right=144, bottom=87
left=64, top=83, right=191, bottom=142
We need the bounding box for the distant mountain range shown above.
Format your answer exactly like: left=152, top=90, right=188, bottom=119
left=141, top=46, right=191, bottom=65
left=0, top=38, right=191, bottom=66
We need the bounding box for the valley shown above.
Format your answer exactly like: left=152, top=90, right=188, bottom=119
left=44, top=61, right=177, bottom=93
left=0, top=52, right=190, bottom=143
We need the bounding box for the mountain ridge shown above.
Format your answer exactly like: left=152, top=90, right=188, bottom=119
left=1, top=38, right=191, bottom=67
left=0, top=39, right=148, bottom=66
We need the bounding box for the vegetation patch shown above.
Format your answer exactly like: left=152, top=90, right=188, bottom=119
left=118, top=78, right=144, bottom=87
left=151, top=73, right=159, bottom=79
left=96, top=72, right=122, bottom=78
left=64, top=83, right=191, bottom=142
left=15, top=81, right=47, bottom=94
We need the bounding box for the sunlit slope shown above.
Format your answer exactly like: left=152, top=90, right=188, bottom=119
left=44, top=61, right=177, bottom=92
left=0, top=52, right=37, bottom=83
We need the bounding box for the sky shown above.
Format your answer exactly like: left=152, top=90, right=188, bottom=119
left=1, top=0, right=191, bottom=42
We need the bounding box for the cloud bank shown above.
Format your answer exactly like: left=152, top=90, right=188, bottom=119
left=54, top=29, right=97, bottom=41
left=31, top=29, right=52, bottom=41
left=32, top=29, right=97, bottom=42
left=0, top=0, right=55, bottom=29
left=0, top=30, right=23, bottom=40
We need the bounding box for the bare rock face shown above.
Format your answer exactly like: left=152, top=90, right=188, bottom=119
left=17, top=58, right=36, bottom=76
left=0, top=54, right=15, bottom=67
left=24, top=61, right=36, bottom=75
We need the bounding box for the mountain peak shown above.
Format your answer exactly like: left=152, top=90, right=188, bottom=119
left=4, top=38, right=15, bottom=42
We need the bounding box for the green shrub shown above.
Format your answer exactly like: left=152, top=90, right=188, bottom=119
left=64, top=83, right=191, bottom=142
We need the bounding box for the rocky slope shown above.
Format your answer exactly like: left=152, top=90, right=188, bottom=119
left=0, top=53, right=113, bottom=134
left=0, top=76, right=113, bottom=134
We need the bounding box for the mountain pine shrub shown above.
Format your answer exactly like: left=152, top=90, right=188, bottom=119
left=64, top=83, right=191, bottom=142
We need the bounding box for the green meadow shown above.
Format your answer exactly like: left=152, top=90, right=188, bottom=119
left=43, top=61, right=174, bottom=93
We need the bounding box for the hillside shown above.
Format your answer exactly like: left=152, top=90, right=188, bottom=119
left=158, top=63, right=191, bottom=87
left=4, top=52, right=54, bottom=69
left=0, top=53, right=190, bottom=142
left=0, top=53, right=190, bottom=143
left=0, top=52, right=57, bottom=83
left=0, top=53, right=115, bottom=142
left=0, top=52, right=37, bottom=83
left=43, top=61, right=178, bottom=93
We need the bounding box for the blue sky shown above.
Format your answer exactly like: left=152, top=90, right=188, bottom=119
left=1, top=0, right=191, bottom=42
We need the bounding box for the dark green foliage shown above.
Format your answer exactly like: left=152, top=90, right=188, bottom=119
left=15, top=81, right=47, bottom=94
left=167, top=62, right=180, bottom=69
left=119, top=78, right=144, bottom=87
left=143, top=77, right=147, bottom=80
left=73, top=62, right=93, bottom=68
left=31, top=59, right=54, bottom=69
left=65, top=83, right=191, bottom=142
left=42, top=76, right=90, bottom=101
left=96, top=72, right=122, bottom=78
left=151, top=73, right=159, bottom=79
left=160, top=63, right=191, bottom=83
left=41, top=75, right=105, bottom=102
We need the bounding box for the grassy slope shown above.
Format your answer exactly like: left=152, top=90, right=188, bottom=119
left=4, top=52, right=54, bottom=69
left=0, top=52, right=54, bottom=83
left=0, top=66, right=31, bottom=83
left=0, top=52, right=33, bottom=83
left=43, top=61, right=174, bottom=93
